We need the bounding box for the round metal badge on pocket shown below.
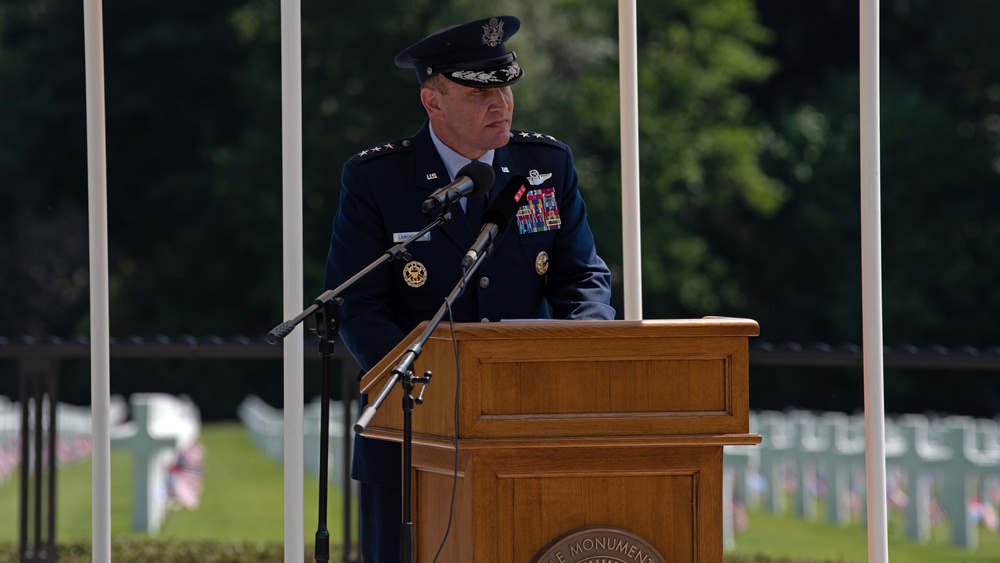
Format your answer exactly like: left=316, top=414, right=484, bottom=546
left=403, top=261, right=427, bottom=288
left=535, top=251, right=549, bottom=275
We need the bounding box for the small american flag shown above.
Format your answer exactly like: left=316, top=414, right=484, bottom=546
left=167, top=442, right=205, bottom=509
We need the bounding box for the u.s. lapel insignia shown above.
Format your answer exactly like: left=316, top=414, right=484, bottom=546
left=403, top=261, right=428, bottom=288
left=535, top=251, right=550, bottom=275
left=527, top=169, right=553, bottom=186
left=426, top=172, right=438, bottom=180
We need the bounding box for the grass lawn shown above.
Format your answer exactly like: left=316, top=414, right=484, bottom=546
left=731, top=508, right=1000, bottom=562
left=3, top=423, right=1000, bottom=563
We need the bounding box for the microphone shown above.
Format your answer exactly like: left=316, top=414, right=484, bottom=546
left=421, top=161, right=495, bottom=213
left=461, top=175, right=529, bottom=271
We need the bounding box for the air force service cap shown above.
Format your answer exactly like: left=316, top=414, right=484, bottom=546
left=394, top=16, right=525, bottom=88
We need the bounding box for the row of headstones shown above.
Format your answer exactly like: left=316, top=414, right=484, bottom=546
left=6, top=393, right=346, bottom=533
left=0, top=394, right=128, bottom=482
left=0, top=393, right=196, bottom=534
left=236, top=395, right=358, bottom=486
left=723, top=410, right=1000, bottom=552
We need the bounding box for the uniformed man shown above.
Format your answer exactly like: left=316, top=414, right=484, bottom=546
left=324, top=15, right=615, bottom=562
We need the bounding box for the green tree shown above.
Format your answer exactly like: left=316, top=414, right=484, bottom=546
left=0, top=1, right=91, bottom=336
left=295, top=0, right=782, bottom=321
left=1, top=0, right=783, bottom=337
left=341, top=0, right=785, bottom=320
left=737, top=0, right=1000, bottom=417
left=746, top=0, right=1000, bottom=347
left=527, top=0, right=784, bottom=318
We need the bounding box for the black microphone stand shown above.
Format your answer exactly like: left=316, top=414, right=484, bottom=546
left=305, top=297, right=338, bottom=563
left=354, top=247, right=492, bottom=563
left=267, top=211, right=452, bottom=563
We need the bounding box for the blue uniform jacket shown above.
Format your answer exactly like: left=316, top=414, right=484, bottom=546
left=324, top=121, right=614, bottom=486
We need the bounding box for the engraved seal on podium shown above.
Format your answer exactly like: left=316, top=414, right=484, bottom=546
left=530, top=526, right=666, bottom=563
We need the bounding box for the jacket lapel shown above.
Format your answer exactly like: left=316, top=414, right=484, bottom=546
left=488, top=144, right=518, bottom=246
left=412, top=123, right=473, bottom=249
left=414, top=125, right=521, bottom=250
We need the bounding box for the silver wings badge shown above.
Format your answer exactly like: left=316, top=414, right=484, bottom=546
left=527, top=169, right=553, bottom=186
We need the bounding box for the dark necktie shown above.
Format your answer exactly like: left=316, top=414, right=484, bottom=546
left=465, top=162, right=488, bottom=229
left=466, top=192, right=485, bottom=230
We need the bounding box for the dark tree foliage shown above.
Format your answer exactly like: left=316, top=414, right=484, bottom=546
left=738, top=0, right=1000, bottom=417
left=1, top=0, right=997, bottom=418
left=743, top=0, right=1000, bottom=348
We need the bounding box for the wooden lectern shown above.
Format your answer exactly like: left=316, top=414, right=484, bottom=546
left=360, top=318, right=760, bottom=563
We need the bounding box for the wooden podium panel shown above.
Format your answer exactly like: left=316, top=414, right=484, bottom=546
left=360, top=318, right=759, bottom=563
left=410, top=441, right=724, bottom=562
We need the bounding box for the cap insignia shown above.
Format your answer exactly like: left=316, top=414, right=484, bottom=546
left=482, top=17, right=504, bottom=47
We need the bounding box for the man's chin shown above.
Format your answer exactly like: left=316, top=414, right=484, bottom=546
left=488, top=128, right=513, bottom=148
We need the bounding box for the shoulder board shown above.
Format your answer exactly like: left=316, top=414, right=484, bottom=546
left=510, top=130, right=566, bottom=148
left=350, top=138, right=414, bottom=164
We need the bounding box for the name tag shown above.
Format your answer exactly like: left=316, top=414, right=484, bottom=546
left=393, top=231, right=431, bottom=243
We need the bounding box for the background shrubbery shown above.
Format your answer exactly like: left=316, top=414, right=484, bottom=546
left=0, top=541, right=287, bottom=563
left=0, top=542, right=840, bottom=563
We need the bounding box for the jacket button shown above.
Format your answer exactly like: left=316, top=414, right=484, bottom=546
left=480, top=317, right=490, bottom=322
left=479, top=277, right=490, bottom=289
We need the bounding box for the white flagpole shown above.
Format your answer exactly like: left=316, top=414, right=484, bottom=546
left=860, top=1, right=889, bottom=561
left=280, top=0, right=305, bottom=560
left=82, top=0, right=112, bottom=561
left=619, top=0, right=642, bottom=320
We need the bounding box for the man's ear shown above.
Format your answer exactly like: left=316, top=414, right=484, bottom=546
left=420, top=87, right=443, bottom=118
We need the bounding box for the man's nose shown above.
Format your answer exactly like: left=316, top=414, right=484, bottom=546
left=486, top=89, right=511, bottom=109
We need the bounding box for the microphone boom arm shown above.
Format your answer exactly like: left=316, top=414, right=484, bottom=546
left=354, top=245, right=488, bottom=433
left=266, top=211, right=452, bottom=344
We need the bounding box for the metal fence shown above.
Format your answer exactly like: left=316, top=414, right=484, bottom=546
left=2, top=335, right=999, bottom=560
